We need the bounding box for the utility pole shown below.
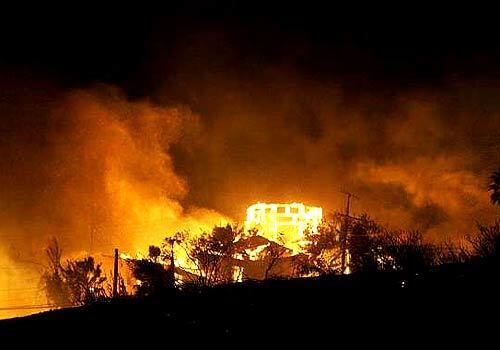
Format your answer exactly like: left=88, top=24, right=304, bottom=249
left=339, top=190, right=358, bottom=274
left=341, top=191, right=355, bottom=217
left=113, top=248, right=119, bottom=298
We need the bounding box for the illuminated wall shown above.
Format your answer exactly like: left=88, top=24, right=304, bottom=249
left=245, top=202, right=322, bottom=252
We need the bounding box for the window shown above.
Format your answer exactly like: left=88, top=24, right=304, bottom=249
left=290, top=207, right=299, bottom=214
left=277, top=206, right=286, bottom=213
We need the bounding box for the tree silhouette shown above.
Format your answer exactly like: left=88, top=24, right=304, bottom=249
left=127, top=245, right=174, bottom=297
left=262, top=241, right=290, bottom=279
left=148, top=245, right=161, bottom=263
left=128, top=258, right=173, bottom=297
left=299, top=220, right=342, bottom=275
left=42, top=238, right=71, bottom=306
left=63, top=256, right=107, bottom=305
left=182, top=224, right=241, bottom=286
left=373, top=230, right=436, bottom=273
left=489, top=168, right=500, bottom=205
left=42, top=238, right=108, bottom=306
left=468, top=222, right=500, bottom=262
left=436, top=239, right=470, bottom=265
left=347, top=214, right=382, bottom=273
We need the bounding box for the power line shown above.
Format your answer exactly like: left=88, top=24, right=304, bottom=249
left=0, top=303, right=74, bottom=311
left=0, top=304, right=56, bottom=311
left=0, top=267, right=41, bottom=270
left=0, top=288, right=42, bottom=292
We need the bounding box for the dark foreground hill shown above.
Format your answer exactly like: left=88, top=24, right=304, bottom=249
left=1, top=265, right=499, bottom=346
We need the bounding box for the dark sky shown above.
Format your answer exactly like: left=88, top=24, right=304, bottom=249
left=1, top=3, right=499, bottom=95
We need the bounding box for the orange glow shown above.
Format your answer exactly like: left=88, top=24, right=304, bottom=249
left=0, top=250, right=48, bottom=320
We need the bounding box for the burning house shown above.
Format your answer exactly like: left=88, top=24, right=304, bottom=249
left=245, top=202, right=323, bottom=253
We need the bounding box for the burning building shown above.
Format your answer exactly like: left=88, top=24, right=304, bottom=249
left=245, top=202, right=323, bottom=253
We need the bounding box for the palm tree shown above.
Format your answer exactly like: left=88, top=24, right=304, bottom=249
left=489, top=168, right=500, bottom=205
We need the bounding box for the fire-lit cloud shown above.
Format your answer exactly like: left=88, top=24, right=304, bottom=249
left=41, top=85, right=229, bottom=254
left=0, top=82, right=230, bottom=316
left=150, top=33, right=500, bottom=237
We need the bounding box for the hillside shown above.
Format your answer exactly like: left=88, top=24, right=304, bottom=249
left=2, top=266, right=498, bottom=345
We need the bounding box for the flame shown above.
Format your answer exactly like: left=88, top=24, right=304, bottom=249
left=0, top=87, right=233, bottom=319
left=245, top=202, right=323, bottom=253
left=119, top=202, right=323, bottom=287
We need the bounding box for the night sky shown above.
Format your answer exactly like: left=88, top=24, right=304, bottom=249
left=2, top=4, right=500, bottom=92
